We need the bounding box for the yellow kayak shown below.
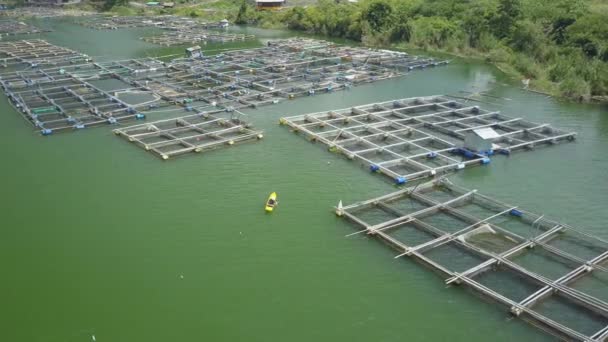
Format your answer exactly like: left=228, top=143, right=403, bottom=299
left=265, top=192, right=278, bottom=212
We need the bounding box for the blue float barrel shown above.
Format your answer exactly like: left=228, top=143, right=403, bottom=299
left=396, top=177, right=407, bottom=185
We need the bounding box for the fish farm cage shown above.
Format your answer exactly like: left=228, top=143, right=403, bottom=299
left=0, top=7, right=95, bottom=18
left=0, top=56, right=174, bottom=133
left=142, top=30, right=256, bottom=46
left=0, top=14, right=603, bottom=342
left=79, top=15, right=228, bottom=31
left=0, top=39, right=91, bottom=71
left=113, top=110, right=263, bottom=160
left=0, top=19, right=49, bottom=36
left=279, top=95, right=576, bottom=184
left=0, top=38, right=449, bottom=136
left=336, top=178, right=608, bottom=341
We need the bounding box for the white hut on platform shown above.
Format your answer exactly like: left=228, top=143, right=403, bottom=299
left=464, top=127, right=500, bottom=154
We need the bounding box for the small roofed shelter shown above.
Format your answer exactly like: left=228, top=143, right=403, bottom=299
left=219, top=19, right=229, bottom=28
left=161, top=2, right=175, bottom=8
left=464, top=127, right=500, bottom=154
left=146, top=2, right=160, bottom=6
left=186, top=46, right=202, bottom=59
left=256, top=0, right=285, bottom=10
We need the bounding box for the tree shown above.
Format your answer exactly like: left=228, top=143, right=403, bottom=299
left=510, top=20, right=544, bottom=55
left=566, top=14, right=608, bottom=58
left=362, top=1, right=393, bottom=32
left=410, top=16, right=458, bottom=48
left=389, top=1, right=414, bottom=42
left=235, top=0, right=248, bottom=25
left=492, top=0, right=521, bottom=39
left=103, top=0, right=128, bottom=11
left=390, top=20, right=411, bottom=43
left=550, top=17, right=576, bottom=45
left=283, top=7, right=308, bottom=31
left=461, top=0, right=496, bottom=48
left=523, top=0, right=587, bottom=23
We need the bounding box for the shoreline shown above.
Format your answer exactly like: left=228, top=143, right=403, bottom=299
left=387, top=43, right=606, bottom=105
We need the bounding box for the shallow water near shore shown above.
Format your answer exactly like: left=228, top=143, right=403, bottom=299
left=1, top=18, right=607, bottom=342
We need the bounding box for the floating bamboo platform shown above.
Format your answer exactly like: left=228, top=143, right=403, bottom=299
left=0, top=56, right=172, bottom=133
left=0, top=39, right=449, bottom=135
left=113, top=110, right=263, bottom=160
left=267, top=38, right=332, bottom=51
left=336, top=178, right=608, bottom=341
left=89, top=38, right=446, bottom=114
left=79, top=15, right=227, bottom=31
left=0, top=19, right=49, bottom=36
left=142, top=30, right=256, bottom=46
left=279, top=95, right=576, bottom=184
left=148, top=38, right=447, bottom=105
left=0, top=7, right=96, bottom=18
left=0, top=39, right=90, bottom=71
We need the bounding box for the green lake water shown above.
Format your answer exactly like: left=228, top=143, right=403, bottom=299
left=1, top=18, right=607, bottom=342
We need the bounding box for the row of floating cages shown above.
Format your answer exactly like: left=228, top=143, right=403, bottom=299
left=1, top=39, right=450, bottom=135
left=78, top=15, right=227, bottom=30
left=0, top=7, right=96, bottom=18
left=280, top=95, right=576, bottom=184
left=1, top=65, right=171, bottom=132
left=113, top=110, right=263, bottom=160
left=266, top=38, right=335, bottom=52
left=142, top=31, right=256, bottom=46
left=0, top=54, right=188, bottom=133
left=337, top=179, right=608, bottom=341
left=0, top=40, right=91, bottom=72
left=0, top=19, right=49, bottom=36
left=175, top=38, right=446, bottom=75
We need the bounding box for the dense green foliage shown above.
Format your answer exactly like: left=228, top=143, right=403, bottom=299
left=236, top=0, right=608, bottom=101
left=103, top=0, right=129, bottom=11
